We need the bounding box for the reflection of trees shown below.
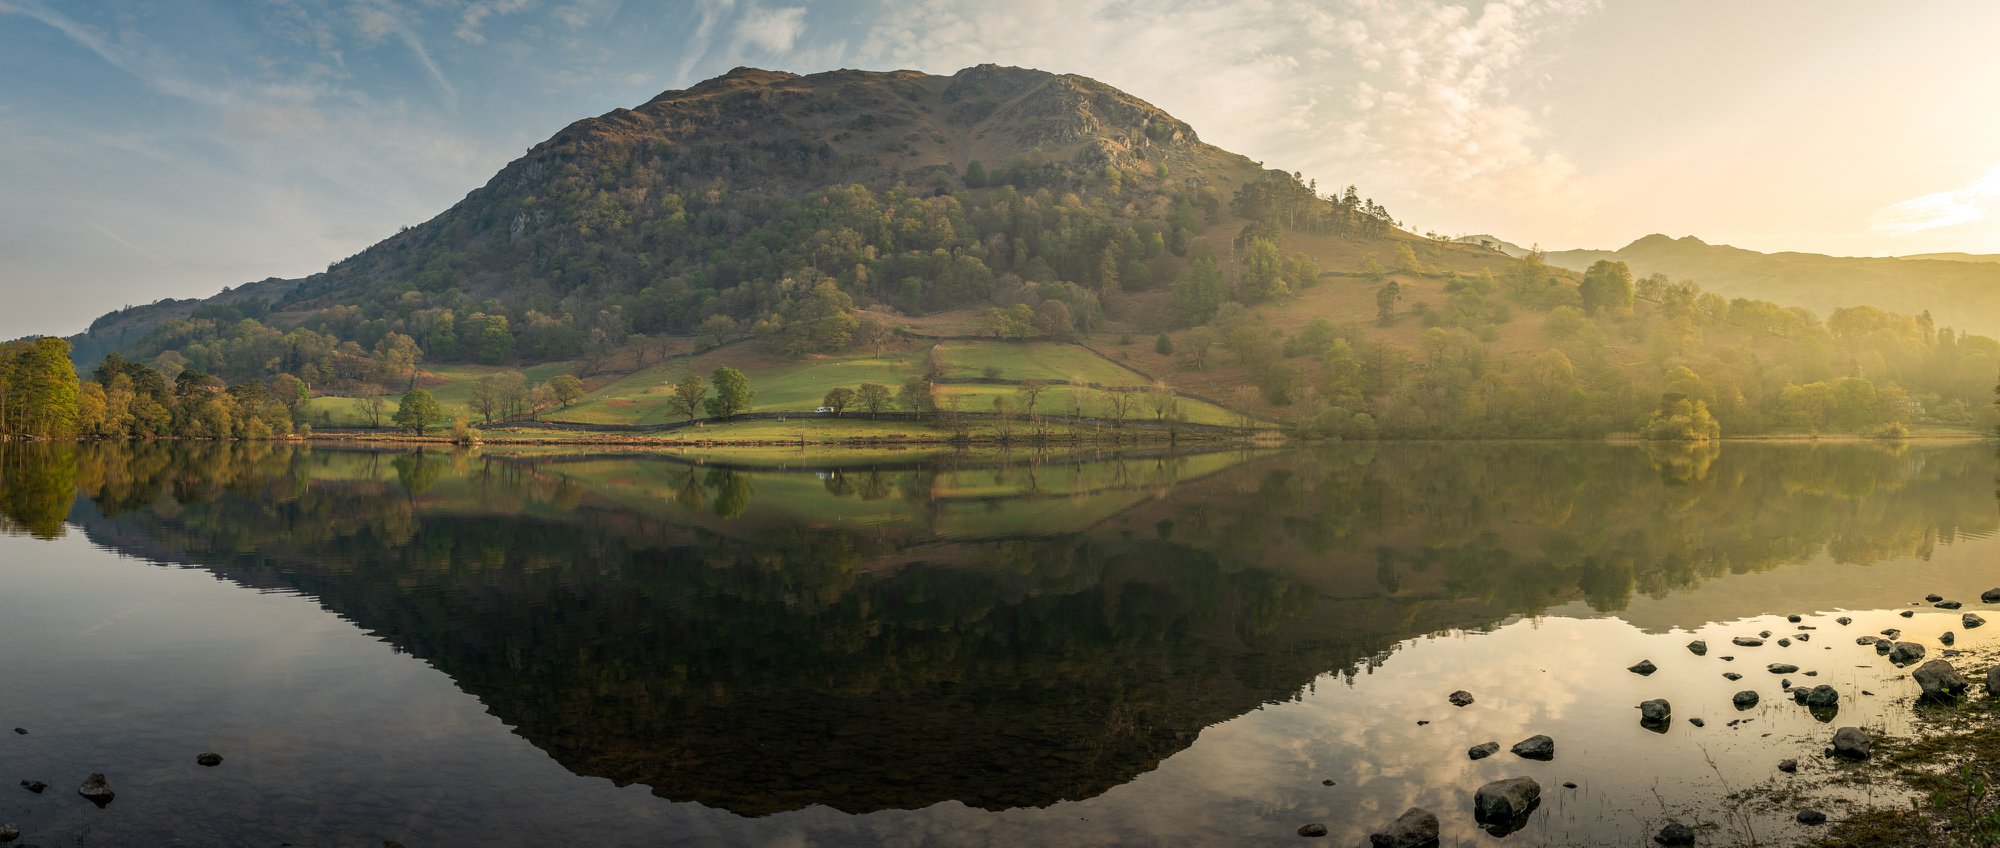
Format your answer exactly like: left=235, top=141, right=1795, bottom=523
left=15, top=440, right=1999, bottom=819
left=0, top=442, right=76, bottom=538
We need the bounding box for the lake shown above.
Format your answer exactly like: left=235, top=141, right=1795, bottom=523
left=0, top=440, right=1994, bottom=846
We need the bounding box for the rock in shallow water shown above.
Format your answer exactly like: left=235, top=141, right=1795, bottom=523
left=1732, top=636, right=1764, bottom=647
left=1914, top=659, right=1969, bottom=701
left=1778, top=758, right=1798, bottom=773
left=196, top=753, right=222, bottom=767
left=1723, top=672, right=1743, bottom=681
left=1983, top=587, right=2000, bottom=603
left=76, top=773, right=113, bottom=808
left=18, top=780, right=45, bottom=794
left=1797, top=809, right=1828, bottom=825
left=1448, top=690, right=1474, bottom=707
left=1629, top=660, right=1658, bottom=676
left=1902, top=610, right=1916, bottom=618
left=0, top=822, right=18, bottom=842
left=1640, top=699, right=1672, bottom=725
left=1655, top=821, right=1695, bottom=846
left=1468, top=741, right=1500, bottom=760
left=1804, top=685, right=1839, bottom=708
left=1890, top=642, right=1927, bottom=666
left=1832, top=726, right=1872, bottom=760
left=1987, top=666, right=2000, bottom=698
left=1942, top=631, right=1957, bottom=646
left=1296, top=822, right=1327, bottom=838
left=1965, top=613, right=1986, bottom=629
left=1768, top=663, right=1800, bottom=674
left=1687, top=640, right=1707, bottom=656
left=1733, top=690, right=1759, bottom=709
left=1474, top=777, right=1541, bottom=824
left=1927, top=594, right=1945, bottom=603
left=1837, top=617, right=1852, bottom=625
left=1510, top=735, right=1555, bottom=760
left=1937, top=601, right=1964, bottom=610
left=1367, top=807, right=1438, bottom=848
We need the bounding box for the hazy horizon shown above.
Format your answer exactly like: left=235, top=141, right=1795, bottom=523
left=6, top=0, right=2000, bottom=338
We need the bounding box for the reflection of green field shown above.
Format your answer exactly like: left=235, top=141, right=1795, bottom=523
left=527, top=450, right=1259, bottom=538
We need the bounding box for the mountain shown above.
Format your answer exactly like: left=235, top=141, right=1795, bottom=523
left=1452, top=234, right=1534, bottom=257
left=67, top=64, right=1310, bottom=369
left=1545, top=234, right=2000, bottom=337
left=1900, top=252, right=2000, bottom=264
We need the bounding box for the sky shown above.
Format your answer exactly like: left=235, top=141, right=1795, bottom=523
left=5, top=0, right=2000, bottom=339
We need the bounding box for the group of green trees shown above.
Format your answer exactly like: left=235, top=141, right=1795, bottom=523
left=2, top=340, right=310, bottom=441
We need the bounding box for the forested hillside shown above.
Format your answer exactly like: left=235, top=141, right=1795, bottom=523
left=1545, top=235, right=2000, bottom=338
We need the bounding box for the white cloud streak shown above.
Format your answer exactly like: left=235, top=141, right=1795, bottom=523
left=1869, top=165, right=2000, bottom=235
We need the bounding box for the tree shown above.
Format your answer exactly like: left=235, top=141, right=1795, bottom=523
left=856, top=381, right=893, bottom=417
left=668, top=374, right=708, bottom=422
left=1580, top=260, right=1635, bottom=316
left=964, top=159, right=987, bottom=188
left=270, top=373, right=310, bottom=423
left=1395, top=242, right=1423, bottom=274
left=1154, top=333, right=1175, bottom=355
left=898, top=377, right=936, bottom=416
left=392, top=389, right=447, bottom=436
left=355, top=395, right=388, bottom=428
left=1148, top=381, right=1179, bottom=420
left=1376, top=280, right=1402, bottom=326
left=822, top=386, right=855, bottom=415
left=1238, top=238, right=1287, bottom=302
left=1170, top=258, right=1229, bottom=326
left=469, top=377, right=499, bottom=423
left=1182, top=326, right=1219, bottom=370
left=548, top=374, right=586, bottom=408
left=699, top=315, right=738, bottom=348
left=1016, top=379, right=1047, bottom=421
left=705, top=367, right=752, bottom=418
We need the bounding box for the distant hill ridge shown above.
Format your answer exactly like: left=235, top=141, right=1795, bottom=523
left=1544, top=234, right=2000, bottom=336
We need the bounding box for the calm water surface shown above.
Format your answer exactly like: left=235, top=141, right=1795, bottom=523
left=0, top=441, right=1996, bottom=846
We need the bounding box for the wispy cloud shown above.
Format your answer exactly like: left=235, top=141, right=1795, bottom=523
left=1869, top=166, right=2000, bottom=235
left=732, top=3, right=806, bottom=54
left=858, top=0, right=1598, bottom=234
left=456, top=0, right=533, bottom=44
left=351, top=0, right=458, bottom=109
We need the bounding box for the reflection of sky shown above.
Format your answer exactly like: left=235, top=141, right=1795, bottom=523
left=5, top=486, right=1998, bottom=844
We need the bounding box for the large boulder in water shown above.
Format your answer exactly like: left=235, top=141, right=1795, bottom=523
left=1687, top=640, right=1707, bottom=656
left=1982, top=587, right=2000, bottom=603
left=1473, top=776, right=1541, bottom=825
left=1804, top=685, right=1839, bottom=708
left=1448, top=690, right=1474, bottom=707
left=1629, top=660, right=1658, bottom=676
left=1831, top=726, right=1872, bottom=760
left=1889, top=642, right=1926, bottom=666
left=1510, top=735, right=1554, bottom=760
left=1732, top=690, right=1759, bottom=709
left=76, top=773, right=114, bottom=807
left=1468, top=741, right=1501, bottom=760
left=1640, top=699, right=1672, bottom=725
left=1368, top=806, right=1440, bottom=848
left=1914, top=659, right=1970, bottom=701
left=1655, top=822, right=1696, bottom=846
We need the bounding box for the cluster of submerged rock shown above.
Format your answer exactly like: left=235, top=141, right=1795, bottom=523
left=1299, top=588, right=2000, bottom=844
left=4, top=726, right=224, bottom=847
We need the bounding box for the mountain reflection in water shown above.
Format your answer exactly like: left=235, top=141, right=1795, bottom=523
left=0, top=440, right=1993, bottom=845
